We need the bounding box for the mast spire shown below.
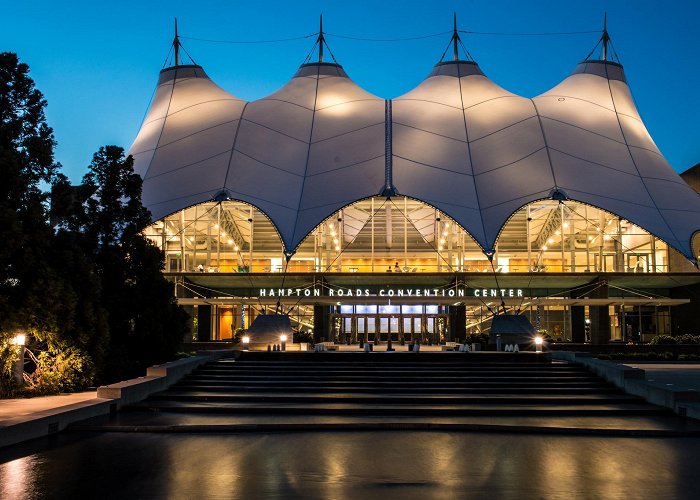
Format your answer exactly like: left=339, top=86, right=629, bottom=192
left=318, top=14, right=324, bottom=63
left=174, top=18, right=180, bottom=66
left=601, top=12, right=609, bottom=61
left=453, top=12, right=459, bottom=61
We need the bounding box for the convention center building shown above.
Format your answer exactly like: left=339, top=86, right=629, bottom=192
left=128, top=25, right=700, bottom=345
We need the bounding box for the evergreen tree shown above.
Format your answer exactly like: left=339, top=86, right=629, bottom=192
left=79, top=146, right=188, bottom=380
left=0, top=52, right=57, bottom=334
left=0, top=53, right=103, bottom=393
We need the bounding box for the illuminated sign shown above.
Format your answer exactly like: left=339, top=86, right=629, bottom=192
left=258, top=287, right=524, bottom=298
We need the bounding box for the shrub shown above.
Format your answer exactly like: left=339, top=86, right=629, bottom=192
left=465, top=333, right=489, bottom=345
left=649, top=335, right=677, bottom=345
left=24, top=346, right=95, bottom=395
left=0, top=342, right=23, bottom=397
left=676, top=334, right=700, bottom=345
left=294, top=330, right=314, bottom=344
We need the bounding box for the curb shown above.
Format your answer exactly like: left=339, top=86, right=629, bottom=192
left=552, top=351, right=700, bottom=420
left=0, top=350, right=234, bottom=449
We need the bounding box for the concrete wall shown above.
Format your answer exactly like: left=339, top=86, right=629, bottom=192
left=552, top=351, right=700, bottom=419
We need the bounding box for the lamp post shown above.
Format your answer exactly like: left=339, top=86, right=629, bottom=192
left=280, top=334, right=288, bottom=351
left=242, top=335, right=250, bottom=351
left=11, top=334, right=26, bottom=385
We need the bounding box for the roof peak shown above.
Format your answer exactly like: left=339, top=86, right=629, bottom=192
left=163, top=18, right=198, bottom=69
left=583, top=13, right=621, bottom=64
left=437, top=13, right=475, bottom=64
left=302, top=14, right=340, bottom=66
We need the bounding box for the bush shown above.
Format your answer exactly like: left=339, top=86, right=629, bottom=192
left=0, top=342, right=23, bottom=397
left=676, top=334, right=700, bottom=345
left=294, top=330, right=314, bottom=344
left=649, top=335, right=677, bottom=345
left=24, top=346, right=95, bottom=395
left=465, top=333, right=489, bottom=345
left=233, top=328, right=245, bottom=344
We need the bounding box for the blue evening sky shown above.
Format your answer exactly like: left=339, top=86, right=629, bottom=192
left=2, top=0, right=699, bottom=181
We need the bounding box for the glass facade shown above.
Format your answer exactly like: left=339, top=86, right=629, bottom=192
left=146, top=197, right=682, bottom=344
left=144, top=196, right=669, bottom=274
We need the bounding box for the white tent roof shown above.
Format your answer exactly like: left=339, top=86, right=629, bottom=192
left=129, top=56, right=700, bottom=261
left=392, top=60, right=551, bottom=252
left=130, top=65, right=247, bottom=221
left=223, top=63, right=385, bottom=253
left=532, top=60, right=700, bottom=258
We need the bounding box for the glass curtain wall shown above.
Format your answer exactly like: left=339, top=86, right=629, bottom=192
left=144, top=197, right=669, bottom=273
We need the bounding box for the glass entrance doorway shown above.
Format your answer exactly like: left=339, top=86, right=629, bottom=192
left=331, top=304, right=448, bottom=344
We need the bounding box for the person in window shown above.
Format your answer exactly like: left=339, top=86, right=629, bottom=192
left=394, top=262, right=401, bottom=273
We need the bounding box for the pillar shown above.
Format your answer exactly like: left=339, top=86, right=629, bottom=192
left=197, top=305, right=212, bottom=341
left=313, top=305, right=331, bottom=343
left=449, top=305, right=466, bottom=342
left=588, top=278, right=610, bottom=344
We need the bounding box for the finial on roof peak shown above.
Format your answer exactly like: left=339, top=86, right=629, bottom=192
left=318, top=14, right=325, bottom=63
left=453, top=12, right=459, bottom=62
left=602, top=12, right=610, bottom=61
left=174, top=18, right=180, bottom=66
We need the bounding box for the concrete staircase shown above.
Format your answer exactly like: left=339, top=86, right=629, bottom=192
left=73, top=352, right=700, bottom=435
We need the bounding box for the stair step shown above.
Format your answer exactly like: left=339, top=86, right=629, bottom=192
left=129, top=401, right=669, bottom=417
left=150, top=393, right=644, bottom=405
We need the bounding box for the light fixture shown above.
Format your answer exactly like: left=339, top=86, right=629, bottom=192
left=541, top=245, right=547, bottom=251
left=242, top=335, right=250, bottom=351
left=534, top=336, right=543, bottom=353
left=438, top=245, right=443, bottom=251
left=335, top=245, right=340, bottom=251
left=233, top=245, right=239, bottom=251
left=280, top=334, right=288, bottom=342
left=563, top=222, right=569, bottom=229
left=440, top=238, right=445, bottom=245
left=228, top=239, right=234, bottom=245
left=221, top=231, right=226, bottom=236
left=11, top=334, right=26, bottom=346
left=280, top=334, right=288, bottom=351
left=547, top=238, right=554, bottom=244
left=333, top=238, right=338, bottom=244
left=213, top=224, right=219, bottom=229
left=555, top=230, right=560, bottom=236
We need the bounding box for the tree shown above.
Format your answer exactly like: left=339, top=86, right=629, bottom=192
left=0, top=52, right=58, bottom=334
left=78, top=146, right=188, bottom=380
left=0, top=53, right=104, bottom=395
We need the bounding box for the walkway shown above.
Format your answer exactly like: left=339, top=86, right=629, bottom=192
left=624, top=363, right=700, bottom=392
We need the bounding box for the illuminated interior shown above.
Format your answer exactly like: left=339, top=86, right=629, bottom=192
left=144, top=196, right=669, bottom=274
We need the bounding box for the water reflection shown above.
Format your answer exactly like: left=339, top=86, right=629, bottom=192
left=0, top=455, right=42, bottom=499
left=0, top=432, right=698, bottom=499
